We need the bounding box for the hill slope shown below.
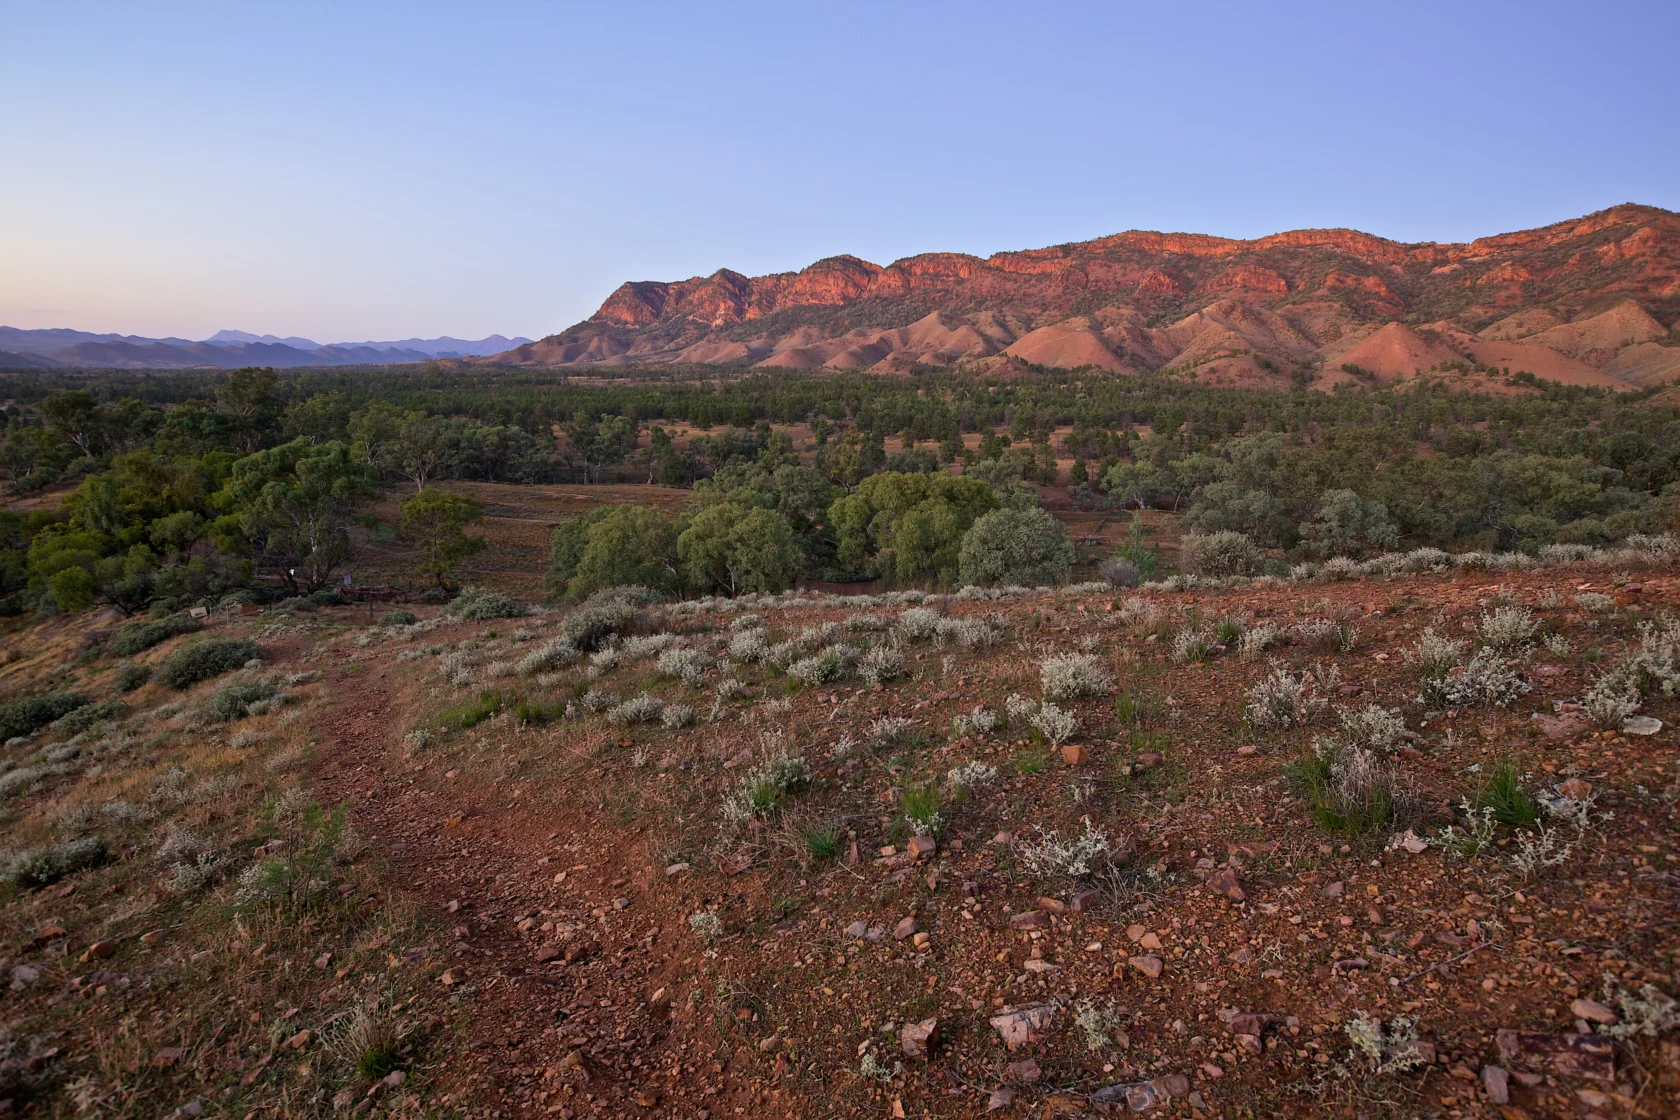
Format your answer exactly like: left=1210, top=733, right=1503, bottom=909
left=495, top=204, right=1680, bottom=388
left=0, top=327, right=533, bottom=369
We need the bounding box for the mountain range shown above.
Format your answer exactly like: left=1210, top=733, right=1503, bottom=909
left=489, top=204, right=1680, bottom=391
left=0, top=328, right=531, bottom=370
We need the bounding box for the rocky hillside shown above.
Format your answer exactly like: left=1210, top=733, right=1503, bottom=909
left=3, top=549, right=1677, bottom=1116
left=494, top=205, right=1680, bottom=389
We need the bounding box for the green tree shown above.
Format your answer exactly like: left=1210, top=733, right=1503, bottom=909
left=563, top=414, right=638, bottom=484
left=47, top=566, right=96, bottom=612
left=218, top=439, right=373, bottom=594
left=283, top=390, right=353, bottom=444
left=1299, top=489, right=1400, bottom=558
left=567, top=504, right=679, bottom=597
left=828, top=472, right=997, bottom=586
left=216, top=367, right=280, bottom=454
left=401, top=489, right=486, bottom=591
left=677, top=502, right=801, bottom=595
left=350, top=404, right=457, bottom=490
left=36, top=391, right=106, bottom=458
left=957, top=506, right=1074, bottom=587
left=544, top=508, right=610, bottom=599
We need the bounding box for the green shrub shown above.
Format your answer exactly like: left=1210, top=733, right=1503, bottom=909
left=559, top=590, right=646, bottom=651
left=52, top=700, right=127, bottom=735
left=115, top=661, right=152, bottom=692
left=445, top=587, right=526, bottom=621
left=5, top=837, right=109, bottom=888
left=204, top=678, right=279, bottom=722
left=0, top=692, right=89, bottom=741
left=154, top=639, right=264, bottom=689
left=378, top=608, right=418, bottom=626
left=1180, top=531, right=1261, bottom=577
left=106, top=614, right=202, bottom=657
left=957, top=506, right=1075, bottom=588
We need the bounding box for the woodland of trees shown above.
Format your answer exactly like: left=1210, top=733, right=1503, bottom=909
left=2, top=363, right=1679, bottom=618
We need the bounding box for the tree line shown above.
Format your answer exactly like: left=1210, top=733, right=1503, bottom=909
left=3, top=363, right=1678, bottom=616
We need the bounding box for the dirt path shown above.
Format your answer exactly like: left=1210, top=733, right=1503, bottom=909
left=308, top=659, right=716, bottom=1118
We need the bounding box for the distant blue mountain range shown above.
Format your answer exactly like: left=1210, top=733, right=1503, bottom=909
left=0, top=326, right=531, bottom=369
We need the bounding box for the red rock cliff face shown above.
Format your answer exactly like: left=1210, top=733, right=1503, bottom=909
left=492, top=204, right=1680, bottom=384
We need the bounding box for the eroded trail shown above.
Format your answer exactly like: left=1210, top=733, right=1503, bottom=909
left=309, top=657, right=716, bottom=1118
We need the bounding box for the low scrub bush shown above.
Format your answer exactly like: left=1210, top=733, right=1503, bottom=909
left=1030, top=701, right=1079, bottom=746
left=727, top=753, right=812, bottom=821
left=1624, top=532, right=1680, bottom=566
left=606, top=695, right=665, bottom=725
left=657, top=647, right=714, bottom=684
left=868, top=716, right=911, bottom=744
left=1479, top=606, right=1537, bottom=652
left=52, top=700, right=127, bottom=735
left=578, top=688, right=618, bottom=714
left=898, top=607, right=942, bottom=640
left=1170, top=626, right=1212, bottom=665
left=787, top=644, right=858, bottom=687
left=106, top=614, right=201, bottom=657
left=1040, top=653, right=1112, bottom=702
left=1405, top=628, right=1466, bottom=694
left=1336, top=704, right=1407, bottom=752
left=203, top=677, right=280, bottom=722
left=517, top=637, right=579, bottom=674
left=154, top=639, right=263, bottom=689
left=951, top=706, right=998, bottom=737
left=946, top=761, right=998, bottom=790
left=934, top=615, right=1003, bottom=649
left=1238, top=622, right=1281, bottom=661
left=859, top=644, right=903, bottom=686
left=0, top=692, right=90, bottom=741
left=445, top=587, right=526, bottom=621
left=1245, top=666, right=1328, bottom=730
left=1582, top=615, right=1680, bottom=724
left=115, top=661, right=152, bottom=692
left=1017, top=821, right=1116, bottom=880
left=1344, top=1012, right=1429, bottom=1075
left=4, top=837, right=109, bottom=888
left=1289, top=744, right=1409, bottom=834
left=728, top=629, right=769, bottom=662
left=1438, top=649, right=1531, bottom=708
left=559, top=590, right=647, bottom=650
left=1180, top=531, right=1261, bottom=577
left=1583, top=674, right=1641, bottom=727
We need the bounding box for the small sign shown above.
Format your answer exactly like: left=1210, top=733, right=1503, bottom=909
left=188, top=606, right=208, bottom=619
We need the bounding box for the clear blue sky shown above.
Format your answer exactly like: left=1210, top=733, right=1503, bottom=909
left=3, top=1, right=1676, bottom=343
